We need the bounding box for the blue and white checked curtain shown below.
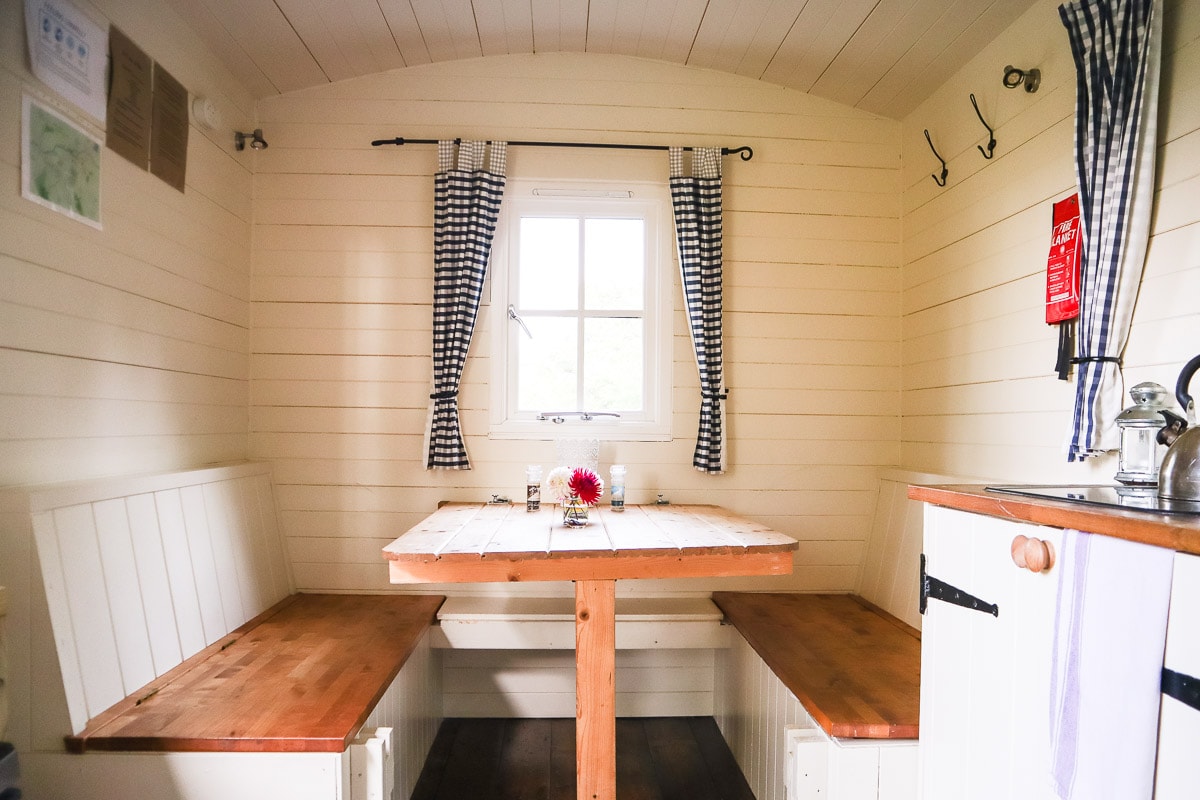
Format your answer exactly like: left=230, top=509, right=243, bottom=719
left=424, top=140, right=507, bottom=470
left=1060, top=0, right=1161, bottom=461
left=669, top=147, right=726, bottom=474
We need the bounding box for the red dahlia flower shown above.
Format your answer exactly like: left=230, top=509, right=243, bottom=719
left=568, top=468, right=604, bottom=506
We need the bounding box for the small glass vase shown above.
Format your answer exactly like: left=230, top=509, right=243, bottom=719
left=562, top=495, right=589, bottom=527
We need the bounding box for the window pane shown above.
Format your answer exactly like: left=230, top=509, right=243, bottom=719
left=517, top=316, right=578, bottom=411
left=583, top=318, right=643, bottom=411
left=519, top=217, right=579, bottom=310
left=584, top=218, right=644, bottom=311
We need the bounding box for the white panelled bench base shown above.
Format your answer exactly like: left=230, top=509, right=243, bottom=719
left=716, top=628, right=918, bottom=800
left=0, top=462, right=444, bottom=800
left=434, top=595, right=727, bottom=718
left=432, top=595, right=726, bottom=649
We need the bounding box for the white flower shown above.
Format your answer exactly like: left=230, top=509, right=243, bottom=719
left=545, top=466, right=573, bottom=503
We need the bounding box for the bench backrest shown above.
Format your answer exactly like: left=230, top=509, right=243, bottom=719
left=1, top=462, right=292, bottom=741
left=858, top=469, right=972, bottom=629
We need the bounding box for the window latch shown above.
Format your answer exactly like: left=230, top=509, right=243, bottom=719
left=537, top=411, right=622, bottom=423
left=507, top=305, right=533, bottom=339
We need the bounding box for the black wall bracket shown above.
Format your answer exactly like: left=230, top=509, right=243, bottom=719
left=920, top=554, right=1000, bottom=617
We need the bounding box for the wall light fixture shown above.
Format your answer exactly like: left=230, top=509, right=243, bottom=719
left=235, top=128, right=268, bottom=151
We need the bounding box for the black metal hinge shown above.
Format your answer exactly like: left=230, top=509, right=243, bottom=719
left=920, top=553, right=999, bottom=617
left=1163, top=667, right=1200, bottom=713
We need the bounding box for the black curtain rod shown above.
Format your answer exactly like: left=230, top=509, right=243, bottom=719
left=370, top=136, right=754, bottom=161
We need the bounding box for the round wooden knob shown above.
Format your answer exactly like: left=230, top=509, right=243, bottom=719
left=1011, top=535, right=1029, bottom=568
left=1023, top=537, right=1055, bottom=573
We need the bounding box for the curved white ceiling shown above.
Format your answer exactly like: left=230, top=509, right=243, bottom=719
left=167, top=0, right=1039, bottom=120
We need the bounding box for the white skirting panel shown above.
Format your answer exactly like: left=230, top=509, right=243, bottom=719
left=442, top=648, right=715, bottom=718
left=715, top=629, right=809, bottom=800
left=362, top=631, right=443, bottom=800
left=22, top=751, right=350, bottom=800
left=715, top=630, right=918, bottom=800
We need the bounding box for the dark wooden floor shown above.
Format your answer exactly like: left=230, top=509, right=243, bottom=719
left=410, top=717, right=756, bottom=800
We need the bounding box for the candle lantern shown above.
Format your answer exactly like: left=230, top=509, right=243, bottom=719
left=1115, top=382, right=1172, bottom=486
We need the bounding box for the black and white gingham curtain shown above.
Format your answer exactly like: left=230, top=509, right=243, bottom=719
left=669, top=147, right=726, bottom=474
left=1060, top=0, right=1161, bottom=461
left=424, top=140, right=507, bottom=470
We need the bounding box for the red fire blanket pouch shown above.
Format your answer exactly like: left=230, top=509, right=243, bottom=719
left=1046, top=194, right=1081, bottom=324
left=1046, top=194, right=1082, bottom=380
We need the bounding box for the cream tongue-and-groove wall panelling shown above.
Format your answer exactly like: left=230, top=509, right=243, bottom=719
left=249, top=53, right=903, bottom=595
left=0, top=0, right=259, bottom=488
left=900, top=0, right=1200, bottom=485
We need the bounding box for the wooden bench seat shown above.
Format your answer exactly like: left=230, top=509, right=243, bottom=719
left=66, top=593, right=445, bottom=754
left=712, top=592, right=921, bottom=739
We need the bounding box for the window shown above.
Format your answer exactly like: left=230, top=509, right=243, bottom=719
left=489, top=179, right=673, bottom=440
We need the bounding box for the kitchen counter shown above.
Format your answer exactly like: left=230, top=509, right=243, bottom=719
left=908, top=484, right=1200, bottom=555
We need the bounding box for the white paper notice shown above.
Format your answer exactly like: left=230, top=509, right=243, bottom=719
left=24, top=0, right=108, bottom=122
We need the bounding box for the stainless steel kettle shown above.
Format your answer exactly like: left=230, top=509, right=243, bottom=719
left=1157, top=354, right=1200, bottom=503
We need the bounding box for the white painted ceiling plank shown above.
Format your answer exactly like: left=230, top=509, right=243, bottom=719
left=197, top=0, right=328, bottom=93
left=587, top=0, right=621, bottom=55
left=864, top=0, right=1039, bottom=118
left=760, top=0, right=878, bottom=91
left=273, top=0, right=358, bottom=83
left=162, top=0, right=278, bottom=97
left=501, top=0, right=537, bottom=54
left=344, top=0, right=408, bottom=74
left=710, top=0, right=788, bottom=77
left=812, top=0, right=944, bottom=107
left=656, top=0, right=709, bottom=63
left=377, top=0, right=433, bottom=66
left=687, top=0, right=744, bottom=70
left=473, top=0, right=514, bottom=56
left=867, top=0, right=999, bottom=112
left=530, top=0, right=562, bottom=52
left=610, top=0, right=653, bottom=58
left=732, top=0, right=809, bottom=80
left=410, top=0, right=481, bottom=62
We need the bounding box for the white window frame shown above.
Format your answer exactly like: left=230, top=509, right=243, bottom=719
left=488, top=178, right=674, bottom=441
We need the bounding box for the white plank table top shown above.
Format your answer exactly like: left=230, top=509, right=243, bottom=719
left=383, top=501, right=797, bottom=800
left=382, top=502, right=799, bottom=584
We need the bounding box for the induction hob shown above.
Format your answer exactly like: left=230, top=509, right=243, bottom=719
left=986, top=485, right=1200, bottom=515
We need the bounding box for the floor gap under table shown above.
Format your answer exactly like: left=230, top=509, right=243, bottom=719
left=410, top=716, right=756, bottom=800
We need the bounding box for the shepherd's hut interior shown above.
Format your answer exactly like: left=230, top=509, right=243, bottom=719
left=2, top=0, right=1199, bottom=798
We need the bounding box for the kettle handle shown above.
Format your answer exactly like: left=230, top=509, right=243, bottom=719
left=1176, top=354, right=1200, bottom=412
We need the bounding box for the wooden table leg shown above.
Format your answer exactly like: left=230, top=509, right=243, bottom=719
left=575, top=578, right=616, bottom=800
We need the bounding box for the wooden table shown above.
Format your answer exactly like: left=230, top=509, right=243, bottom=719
left=383, top=502, right=797, bottom=800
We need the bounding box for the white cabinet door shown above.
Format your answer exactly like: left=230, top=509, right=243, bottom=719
left=1155, top=552, right=1200, bottom=798
left=919, top=506, right=1062, bottom=800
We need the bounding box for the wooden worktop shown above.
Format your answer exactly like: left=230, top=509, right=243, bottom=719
left=909, top=484, right=1200, bottom=555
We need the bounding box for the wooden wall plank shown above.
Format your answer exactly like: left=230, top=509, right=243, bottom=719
left=899, top=0, right=1200, bottom=483
left=0, top=0, right=253, bottom=489
left=248, top=53, right=902, bottom=595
